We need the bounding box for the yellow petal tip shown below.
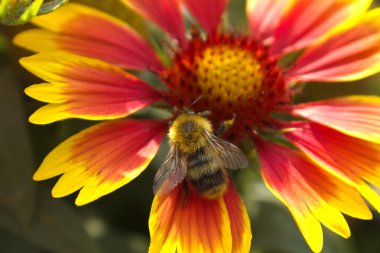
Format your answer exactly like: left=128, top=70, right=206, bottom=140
left=52, top=186, right=71, bottom=198
left=13, top=33, right=23, bottom=47
left=75, top=195, right=93, bottom=206
left=24, top=86, right=35, bottom=98
left=33, top=170, right=45, bottom=181
left=19, top=57, right=30, bottom=68
left=19, top=56, right=42, bottom=76
left=29, top=112, right=45, bottom=125
left=51, top=189, right=62, bottom=198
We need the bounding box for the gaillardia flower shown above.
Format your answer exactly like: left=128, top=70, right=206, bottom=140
left=14, top=0, right=380, bottom=252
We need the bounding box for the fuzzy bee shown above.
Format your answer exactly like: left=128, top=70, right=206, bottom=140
left=153, top=111, right=248, bottom=199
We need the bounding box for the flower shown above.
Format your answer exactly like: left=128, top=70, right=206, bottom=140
left=14, top=0, right=380, bottom=252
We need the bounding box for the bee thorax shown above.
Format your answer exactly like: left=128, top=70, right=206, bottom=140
left=168, top=115, right=208, bottom=153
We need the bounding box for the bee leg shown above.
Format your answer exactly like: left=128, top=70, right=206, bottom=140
left=216, top=122, right=227, bottom=137
left=216, top=117, right=235, bottom=137
left=200, top=110, right=211, bottom=118
left=216, top=120, right=233, bottom=137
left=182, top=181, right=189, bottom=208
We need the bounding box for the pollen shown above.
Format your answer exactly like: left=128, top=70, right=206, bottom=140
left=162, top=34, right=289, bottom=140
left=196, top=44, right=264, bottom=104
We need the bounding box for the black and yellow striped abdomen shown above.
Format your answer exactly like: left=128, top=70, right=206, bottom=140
left=186, top=147, right=228, bottom=199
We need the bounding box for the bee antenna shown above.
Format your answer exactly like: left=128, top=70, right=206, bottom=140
left=188, top=95, right=203, bottom=109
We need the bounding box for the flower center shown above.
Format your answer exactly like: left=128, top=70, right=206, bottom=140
left=162, top=34, right=289, bottom=140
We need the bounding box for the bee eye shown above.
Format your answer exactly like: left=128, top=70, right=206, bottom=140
left=180, top=121, right=196, bottom=133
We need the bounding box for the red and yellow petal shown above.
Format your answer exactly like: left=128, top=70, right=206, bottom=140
left=33, top=119, right=167, bottom=206
left=149, top=184, right=232, bottom=253
left=149, top=185, right=180, bottom=253
left=120, top=0, right=186, bottom=46
left=223, top=183, right=251, bottom=253
left=246, top=0, right=289, bottom=43
left=291, top=96, right=380, bottom=144
left=182, top=0, right=228, bottom=33
left=13, top=3, right=163, bottom=71
left=285, top=121, right=380, bottom=212
left=256, top=139, right=371, bottom=252
left=21, top=52, right=161, bottom=124
left=270, top=0, right=372, bottom=57
left=149, top=182, right=250, bottom=253
left=287, top=8, right=380, bottom=82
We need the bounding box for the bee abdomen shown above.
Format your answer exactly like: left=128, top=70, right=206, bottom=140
left=186, top=147, right=210, bottom=169
left=189, top=168, right=228, bottom=199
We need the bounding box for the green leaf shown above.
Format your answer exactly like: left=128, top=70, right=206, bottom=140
left=16, top=0, right=43, bottom=25
left=38, top=0, right=69, bottom=15
left=0, top=0, right=9, bottom=19
left=0, top=0, right=43, bottom=25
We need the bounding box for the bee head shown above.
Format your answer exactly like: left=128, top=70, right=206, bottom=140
left=169, top=112, right=213, bottom=153
left=181, top=110, right=211, bottom=118
left=172, top=96, right=213, bottom=120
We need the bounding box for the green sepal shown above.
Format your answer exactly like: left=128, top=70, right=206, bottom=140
left=0, top=0, right=43, bottom=25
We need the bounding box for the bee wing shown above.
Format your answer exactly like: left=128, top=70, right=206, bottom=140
left=153, top=144, right=187, bottom=195
left=204, top=130, right=248, bottom=169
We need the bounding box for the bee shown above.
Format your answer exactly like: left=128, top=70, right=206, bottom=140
left=153, top=111, right=248, bottom=199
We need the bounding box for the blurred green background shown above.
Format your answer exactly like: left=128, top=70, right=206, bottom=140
left=1, top=0, right=380, bottom=252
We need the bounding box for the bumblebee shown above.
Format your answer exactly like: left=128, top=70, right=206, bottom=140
left=153, top=111, right=248, bottom=199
